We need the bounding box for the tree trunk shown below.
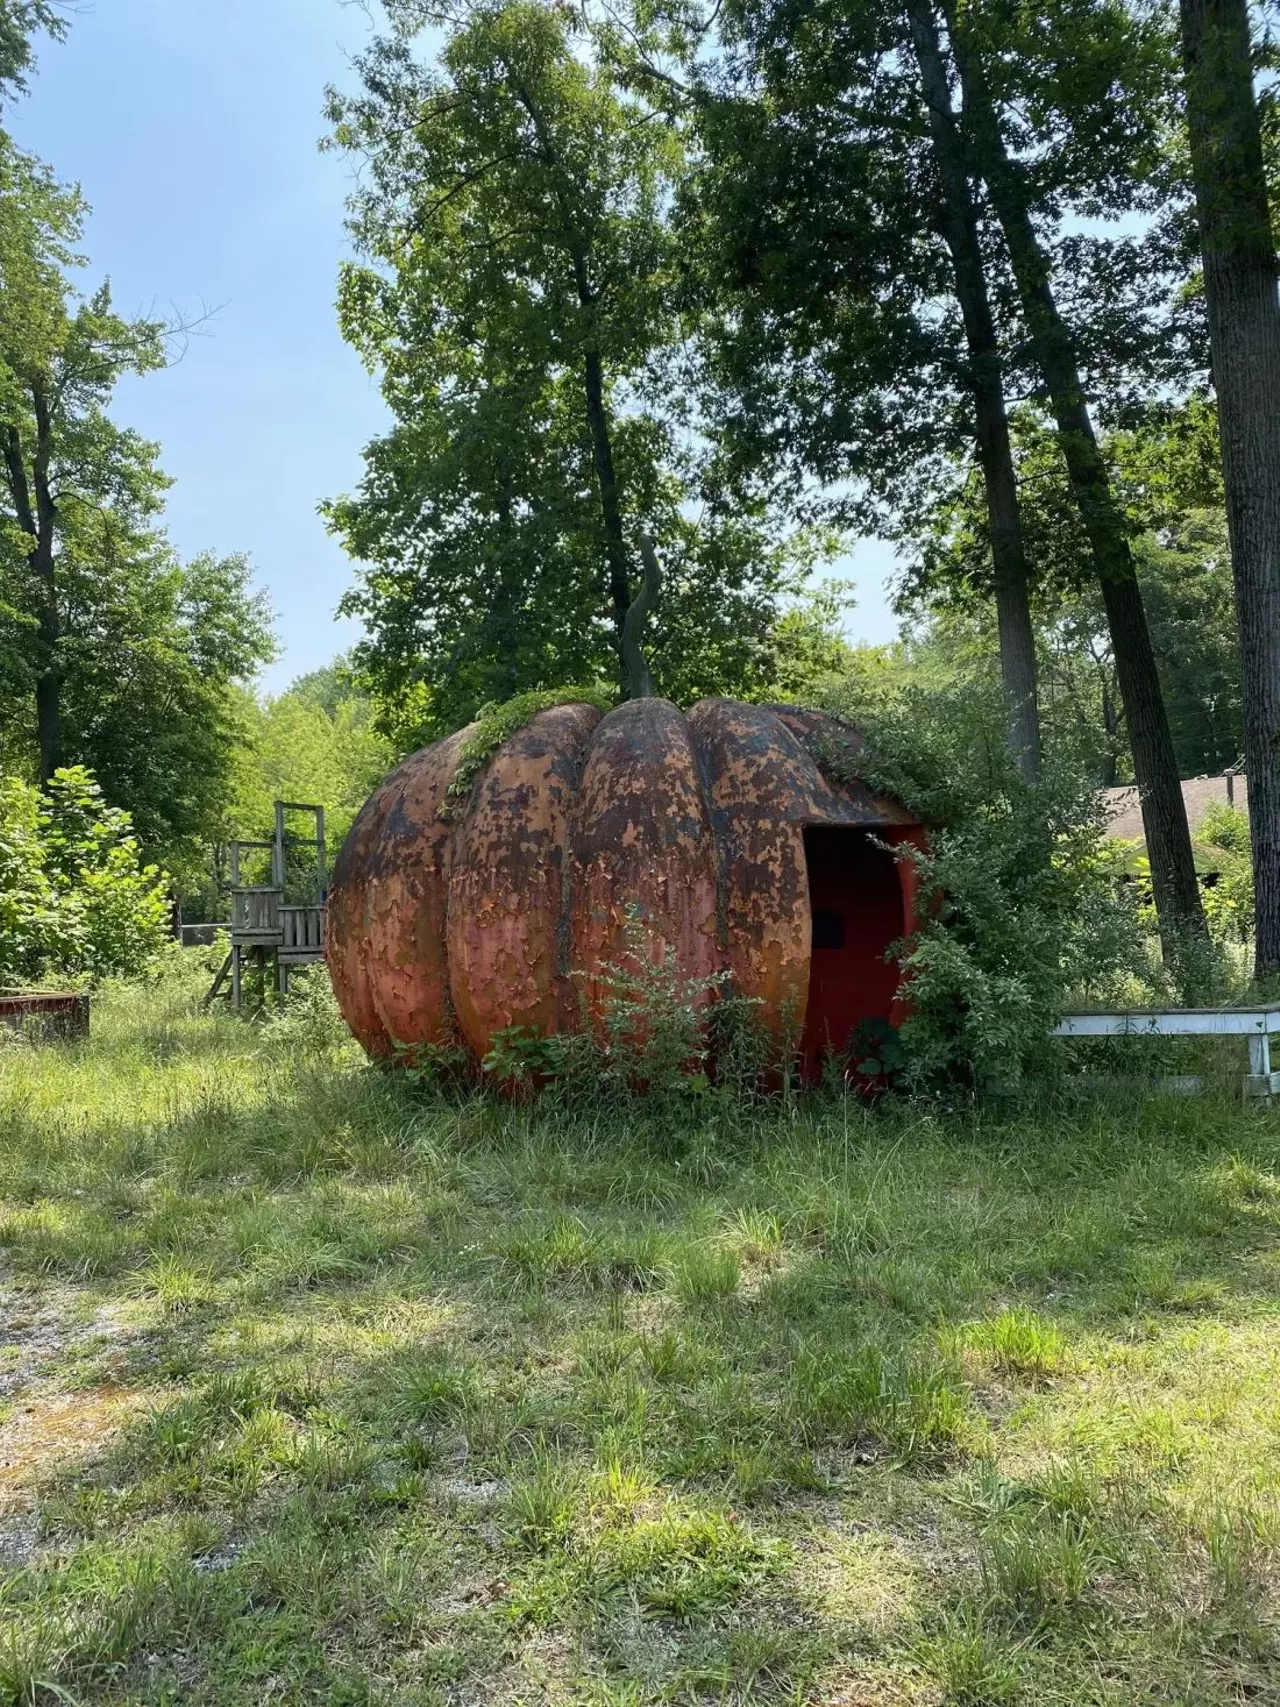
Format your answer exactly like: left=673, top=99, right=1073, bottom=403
left=944, top=12, right=1208, bottom=958
left=906, top=0, right=1040, bottom=782
left=507, top=69, right=646, bottom=698
left=3, top=402, right=61, bottom=780
left=1100, top=679, right=1121, bottom=789
left=34, top=560, right=61, bottom=783
left=576, top=270, right=650, bottom=698
left=582, top=341, right=636, bottom=667
left=624, top=535, right=661, bottom=699
left=1179, top=0, right=1280, bottom=981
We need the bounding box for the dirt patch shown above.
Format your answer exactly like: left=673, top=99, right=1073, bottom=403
left=0, top=1288, right=132, bottom=1400
left=0, top=1295, right=81, bottom=1404
left=0, top=1385, right=141, bottom=1566
left=0, top=1282, right=140, bottom=1567
left=0, top=1384, right=139, bottom=1494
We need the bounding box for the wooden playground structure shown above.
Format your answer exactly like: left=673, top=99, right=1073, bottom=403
left=205, top=802, right=327, bottom=1011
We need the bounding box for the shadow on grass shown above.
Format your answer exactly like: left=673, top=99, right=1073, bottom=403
left=3, top=980, right=1280, bottom=1704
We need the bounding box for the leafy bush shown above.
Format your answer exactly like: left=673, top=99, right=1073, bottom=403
left=806, top=678, right=1154, bottom=1095
left=892, top=774, right=1149, bottom=1093
left=1198, top=803, right=1253, bottom=947
left=0, top=766, right=171, bottom=986
left=482, top=926, right=726, bottom=1106
left=0, top=772, right=63, bottom=975
left=480, top=918, right=770, bottom=1127
left=589, top=927, right=733, bottom=1103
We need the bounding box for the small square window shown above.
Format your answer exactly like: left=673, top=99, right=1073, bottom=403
left=812, top=908, right=845, bottom=950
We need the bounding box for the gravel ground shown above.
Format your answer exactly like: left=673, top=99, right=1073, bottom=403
left=0, top=1282, right=135, bottom=1568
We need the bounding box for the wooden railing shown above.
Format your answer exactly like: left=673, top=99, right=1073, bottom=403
left=279, top=904, right=325, bottom=956
left=230, top=890, right=324, bottom=958
left=231, top=887, right=281, bottom=941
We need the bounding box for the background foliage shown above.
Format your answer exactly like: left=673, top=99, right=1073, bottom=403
left=324, top=0, right=844, bottom=745
left=0, top=764, right=170, bottom=984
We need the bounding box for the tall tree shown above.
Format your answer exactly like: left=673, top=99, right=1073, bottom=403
left=907, top=407, right=1244, bottom=785
left=933, top=0, right=1210, bottom=958
left=651, top=0, right=1043, bottom=772
left=0, top=140, right=168, bottom=778
left=0, top=1, right=275, bottom=880
left=675, top=0, right=1209, bottom=955
left=0, top=479, right=276, bottom=882
left=59, top=542, right=274, bottom=885
left=0, top=0, right=63, bottom=105
left=327, top=0, right=820, bottom=736
left=904, top=0, right=1039, bottom=778
left=1178, top=0, right=1280, bottom=979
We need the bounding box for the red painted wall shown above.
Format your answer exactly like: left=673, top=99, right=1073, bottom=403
left=800, top=826, right=921, bottom=1076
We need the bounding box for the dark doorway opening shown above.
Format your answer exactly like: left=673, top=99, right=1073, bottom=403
left=800, top=825, right=906, bottom=1074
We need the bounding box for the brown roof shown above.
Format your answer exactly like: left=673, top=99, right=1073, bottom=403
left=1102, top=775, right=1248, bottom=842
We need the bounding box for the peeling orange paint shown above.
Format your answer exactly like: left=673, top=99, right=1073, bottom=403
left=449, top=704, right=601, bottom=1059
left=326, top=697, right=924, bottom=1078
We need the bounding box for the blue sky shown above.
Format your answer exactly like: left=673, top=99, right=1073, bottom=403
left=11, top=0, right=899, bottom=694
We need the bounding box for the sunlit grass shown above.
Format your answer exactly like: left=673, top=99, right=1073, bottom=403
left=0, top=959, right=1277, bottom=1701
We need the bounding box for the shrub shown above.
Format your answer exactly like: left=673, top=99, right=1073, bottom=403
left=481, top=917, right=768, bottom=1123
left=0, top=766, right=171, bottom=986
left=806, top=678, right=1154, bottom=1095
left=1198, top=803, right=1253, bottom=948
left=892, top=776, right=1148, bottom=1093
left=590, top=926, right=734, bottom=1104
left=0, top=772, right=63, bottom=978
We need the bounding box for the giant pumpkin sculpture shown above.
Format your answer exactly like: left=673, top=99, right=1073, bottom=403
left=326, top=698, right=925, bottom=1076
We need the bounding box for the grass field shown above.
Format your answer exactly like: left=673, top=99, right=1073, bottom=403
left=1, top=964, right=1278, bottom=1704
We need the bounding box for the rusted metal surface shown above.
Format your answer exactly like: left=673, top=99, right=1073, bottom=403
left=768, top=705, right=917, bottom=826
left=326, top=763, right=406, bottom=1058
left=569, top=699, right=721, bottom=1034
left=448, top=704, right=602, bottom=1060
left=686, top=700, right=816, bottom=1047
left=0, top=991, right=90, bottom=1041
left=366, top=726, right=473, bottom=1055
left=326, top=698, right=926, bottom=1075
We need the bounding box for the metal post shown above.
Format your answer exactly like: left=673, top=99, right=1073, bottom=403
left=1247, top=1030, right=1275, bottom=1101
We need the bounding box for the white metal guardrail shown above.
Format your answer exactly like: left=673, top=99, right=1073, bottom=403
left=1054, top=1007, right=1280, bottom=1097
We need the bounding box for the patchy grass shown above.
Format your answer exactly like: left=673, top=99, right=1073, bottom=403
left=0, top=962, right=1278, bottom=1703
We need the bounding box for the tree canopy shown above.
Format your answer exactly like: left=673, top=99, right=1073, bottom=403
left=325, top=0, right=838, bottom=745
left=0, top=17, right=275, bottom=888
left=5, top=0, right=1279, bottom=987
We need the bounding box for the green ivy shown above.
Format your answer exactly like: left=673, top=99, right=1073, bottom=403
left=440, top=683, right=617, bottom=819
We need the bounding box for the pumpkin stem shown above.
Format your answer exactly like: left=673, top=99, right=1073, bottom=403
left=623, top=533, right=661, bottom=700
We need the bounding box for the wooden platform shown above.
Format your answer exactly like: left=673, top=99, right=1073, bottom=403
left=205, top=802, right=328, bottom=1011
